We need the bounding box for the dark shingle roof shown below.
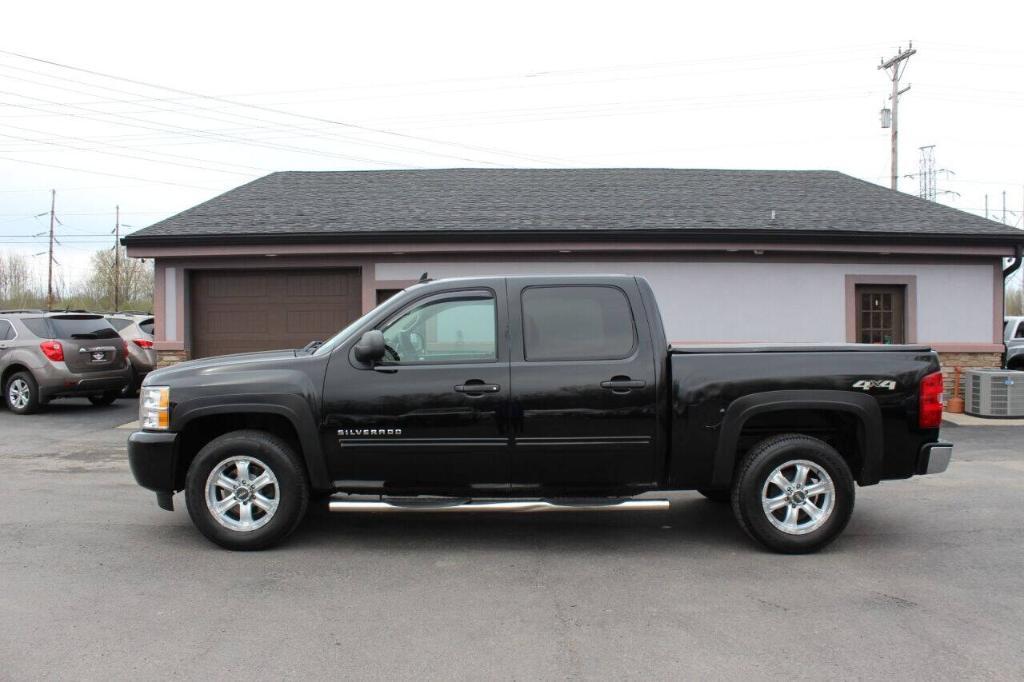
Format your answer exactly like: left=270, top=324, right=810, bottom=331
left=123, top=169, right=1024, bottom=245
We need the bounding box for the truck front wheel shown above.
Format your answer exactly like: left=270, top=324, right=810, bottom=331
left=184, top=430, right=309, bottom=551
left=731, top=434, right=854, bottom=554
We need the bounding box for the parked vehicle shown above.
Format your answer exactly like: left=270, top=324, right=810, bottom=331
left=128, top=276, right=952, bottom=553
left=0, top=311, right=132, bottom=414
left=1005, top=316, right=1024, bottom=370
left=106, top=312, right=156, bottom=398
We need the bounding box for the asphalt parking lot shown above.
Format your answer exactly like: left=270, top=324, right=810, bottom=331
left=1, top=401, right=1022, bottom=679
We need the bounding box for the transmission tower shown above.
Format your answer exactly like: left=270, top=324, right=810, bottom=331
left=919, top=145, right=936, bottom=200
left=905, top=145, right=957, bottom=202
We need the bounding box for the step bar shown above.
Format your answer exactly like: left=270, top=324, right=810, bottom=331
left=327, top=498, right=670, bottom=514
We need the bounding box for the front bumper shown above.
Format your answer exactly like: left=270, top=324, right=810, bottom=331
left=128, top=430, right=180, bottom=501
left=918, top=442, right=953, bottom=475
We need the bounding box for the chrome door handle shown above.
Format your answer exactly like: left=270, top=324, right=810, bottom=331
left=601, top=379, right=646, bottom=391
left=454, top=383, right=501, bottom=394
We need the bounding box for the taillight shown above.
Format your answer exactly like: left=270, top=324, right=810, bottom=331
left=133, top=338, right=154, bottom=349
left=919, top=371, right=944, bottom=429
left=40, top=340, right=64, bottom=362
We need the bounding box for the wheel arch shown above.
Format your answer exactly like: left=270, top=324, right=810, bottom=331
left=712, top=390, right=884, bottom=488
left=172, top=402, right=330, bottom=493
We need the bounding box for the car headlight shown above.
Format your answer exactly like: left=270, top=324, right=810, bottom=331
left=140, top=386, right=170, bottom=430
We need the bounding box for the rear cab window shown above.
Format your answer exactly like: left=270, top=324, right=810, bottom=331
left=521, top=285, right=637, bottom=361
left=49, top=316, right=120, bottom=340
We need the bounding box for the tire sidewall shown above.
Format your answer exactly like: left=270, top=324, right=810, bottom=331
left=5, top=371, right=40, bottom=415
left=735, top=437, right=854, bottom=554
left=185, top=431, right=308, bottom=551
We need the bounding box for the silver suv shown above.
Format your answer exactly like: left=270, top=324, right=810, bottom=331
left=1006, top=316, right=1024, bottom=370
left=106, top=312, right=156, bottom=398
left=0, top=311, right=132, bottom=414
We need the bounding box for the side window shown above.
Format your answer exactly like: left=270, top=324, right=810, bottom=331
left=1016, top=322, right=1024, bottom=339
left=381, top=291, right=497, bottom=364
left=108, top=318, right=134, bottom=331
left=139, top=319, right=155, bottom=335
left=522, top=286, right=636, bottom=361
left=0, top=320, right=13, bottom=341
left=20, top=318, right=50, bottom=338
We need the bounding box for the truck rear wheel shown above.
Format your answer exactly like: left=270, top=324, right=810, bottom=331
left=731, top=434, right=854, bottom=554
left=185, top=430, right=309, bottom=551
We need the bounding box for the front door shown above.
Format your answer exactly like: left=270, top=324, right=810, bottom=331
left=507, top=279, right=659, bottom=494
left=322, top=283, right=511, bottom=494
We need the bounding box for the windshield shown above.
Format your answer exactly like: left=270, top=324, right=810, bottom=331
left=313, top=290, right=408, bottom=356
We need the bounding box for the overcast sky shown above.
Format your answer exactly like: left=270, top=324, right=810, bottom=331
left=2, top=1, right=1023, bottom=286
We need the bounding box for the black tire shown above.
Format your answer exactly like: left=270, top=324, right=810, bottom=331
left=120, top=368, right=139, bottom=399
left=730, top=434, right=855, bottom=554
left=88, top=391, right=119, bottom=406
left=185, top=430, right=309, bottom=551
left=697, top=488, right=731, bottom=503
left=4, top=370, right=41, bottom=415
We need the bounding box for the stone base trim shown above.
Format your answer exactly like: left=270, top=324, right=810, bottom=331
left=156, top=350, right=189, bottom=368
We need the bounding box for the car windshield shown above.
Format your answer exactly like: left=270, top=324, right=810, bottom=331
left=49, top=316, right=119, bottom=340
left=313, top=289, right=408, bottom=356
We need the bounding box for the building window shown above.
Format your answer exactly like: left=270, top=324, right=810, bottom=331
left=856, top=285, right=905, bottom=344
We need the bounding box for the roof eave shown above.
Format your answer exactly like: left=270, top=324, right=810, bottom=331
left=121, top=228, right=1024, bottom=248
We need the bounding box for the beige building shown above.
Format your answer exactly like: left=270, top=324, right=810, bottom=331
left=123, top=169, right=1024, bottom=385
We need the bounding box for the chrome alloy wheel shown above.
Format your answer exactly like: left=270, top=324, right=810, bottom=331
left=8, top=378, right=30, bottom=410
left=761, top=459, right=836, bottom=535
left=205, top=456, right=280, bottom=532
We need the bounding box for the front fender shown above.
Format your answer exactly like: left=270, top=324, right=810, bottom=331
left=711, top=390, right=884, bottom=488
left=172, top=394, right=330, bottom=490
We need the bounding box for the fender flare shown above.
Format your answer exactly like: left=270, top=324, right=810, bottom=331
left=173, top=397, right=331, bottom=491
left=711, top=390, right=884, bottom=488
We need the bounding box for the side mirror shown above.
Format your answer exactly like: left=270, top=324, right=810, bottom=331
left=353, top=330, right=386, bottom=365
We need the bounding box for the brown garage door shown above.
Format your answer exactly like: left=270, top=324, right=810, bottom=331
left=190, top=268, right=362, bottom=358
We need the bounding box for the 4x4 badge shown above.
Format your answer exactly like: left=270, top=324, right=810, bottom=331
left=852, top=379, right=896, bottom=391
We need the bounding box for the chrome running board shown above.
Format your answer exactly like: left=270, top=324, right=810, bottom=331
left=327, top=498, right=670, bottom=513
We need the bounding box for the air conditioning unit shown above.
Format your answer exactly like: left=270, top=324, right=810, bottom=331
left=964, top=369, right=1024, bottom=417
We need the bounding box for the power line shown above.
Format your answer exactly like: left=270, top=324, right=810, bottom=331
left=0, top=130, right=262, bottom=177
left=0, top=154, right=221, bottom=190
left=0, top=50, right=570, bottom=167
left=0, top=91, right=416, bottom=168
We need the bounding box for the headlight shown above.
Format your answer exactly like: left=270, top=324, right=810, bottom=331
left=140, top=386, right=170, bottom=430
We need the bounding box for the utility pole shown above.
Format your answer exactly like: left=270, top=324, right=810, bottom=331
left=114, top=205, right=120, bottom=311
left=47, top=189, right=55, bottom=309
left=878, top=43, right=916, bottom=191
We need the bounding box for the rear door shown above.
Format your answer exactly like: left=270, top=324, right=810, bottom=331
left=508, top=278, right=659, bottom=493
left=49, top=315, right=127, bottom=373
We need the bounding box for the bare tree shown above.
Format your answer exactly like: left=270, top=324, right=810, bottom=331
left=79, top=247, right=154, bottom=311
left=1008, top=282, right=1024, bottom=317
left=0, top=252, right=39, bottom=307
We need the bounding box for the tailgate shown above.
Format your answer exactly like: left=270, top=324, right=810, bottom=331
left=49, top=315, right=127, bottom=373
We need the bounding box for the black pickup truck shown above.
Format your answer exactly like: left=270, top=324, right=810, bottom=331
left=129, top=275, right=951, bottom=553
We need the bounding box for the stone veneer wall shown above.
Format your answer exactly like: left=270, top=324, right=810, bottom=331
left=156, top=350, right=188, bottom=368
left=937, top=351, right=1003, bottom=402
